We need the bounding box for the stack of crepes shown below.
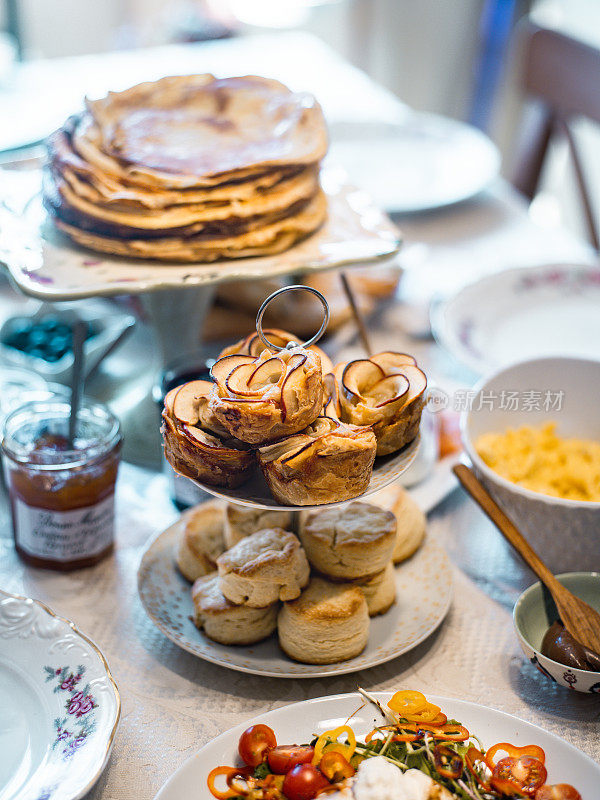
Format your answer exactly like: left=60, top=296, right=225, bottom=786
left=43, top=75, right=329, bottom=262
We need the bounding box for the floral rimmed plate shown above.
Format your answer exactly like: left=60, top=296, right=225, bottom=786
left=431, top=263, right=600, bottom=376
left=0, top=590, right=120, bottom=800
left=137, top=525, right=452, bottom=678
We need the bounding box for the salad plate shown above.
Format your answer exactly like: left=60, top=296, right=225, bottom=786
left=137, top=530, right=451, bottom=678
left=154, top=691, right=599, bottom=799
left=431, top=263, right=600, bottom=376
left=0, top=590, right=120, bottom=800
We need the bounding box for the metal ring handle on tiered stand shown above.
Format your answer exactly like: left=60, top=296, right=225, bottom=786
left=255, top=285, right=330, bottom=351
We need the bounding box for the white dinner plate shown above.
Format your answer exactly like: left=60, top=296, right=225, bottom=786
left=0, top=168, right=400, bottom=301
left=0, top=590, right=120, bottom=800
left=137, top=528, right=452, bottom=678
left=431, top=263, right=600, bottom=376
left=328, top=114, right=500, bottom=213
left=154, top=691, right=599, bottom=799
left=187, top=433, right=420, bottom=512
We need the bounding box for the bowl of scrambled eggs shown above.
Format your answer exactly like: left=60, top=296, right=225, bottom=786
left=461, top=356, right=600, bottom=572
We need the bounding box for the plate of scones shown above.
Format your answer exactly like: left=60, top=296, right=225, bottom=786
left=160, top=320, right=426, bottom=510
left=137, top=485, right=452, bottom=677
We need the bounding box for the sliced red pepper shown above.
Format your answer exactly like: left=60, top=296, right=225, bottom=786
left=491, top=776, right=528, bottom=796
left=433, top=744, right=463, bottom=780
left=486, top=743, right=546, bottom=770
left=391, top=722, right=469, bottom=743
left=465, top=746, right=491, bottom=792
left=208, top=766, right=252, bottom=799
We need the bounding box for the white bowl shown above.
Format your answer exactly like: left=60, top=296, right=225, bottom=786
left=461, top=357, right=600, bottom=573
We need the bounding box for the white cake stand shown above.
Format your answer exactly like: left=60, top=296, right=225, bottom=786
left=0, top=167, right=400, bottom=364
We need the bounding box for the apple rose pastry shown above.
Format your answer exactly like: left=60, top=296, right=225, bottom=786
left=332, top=352, right=427, bottom=456
left=209, top=347, right=324, bottom=445
left=219, top=328, right=333, bottom=375
left=161, top=380, right=254, bottom=488
left=258, top=416, right=377, bottom=506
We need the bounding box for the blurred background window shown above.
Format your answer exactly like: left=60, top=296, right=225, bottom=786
left=1, top=0, right=599, bottom=240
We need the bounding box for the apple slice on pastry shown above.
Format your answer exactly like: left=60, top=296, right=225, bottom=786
left=258, top=416, right=377, bottom=506
left=218, top=328, right=333, bottom=375
left=162, top=379, right=254, bottom=488
left=333, top=352, right=427, bottom=456
left=209, top=346, right=324, bottom=445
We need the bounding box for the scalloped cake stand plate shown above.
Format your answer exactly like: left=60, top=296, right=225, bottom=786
left=0, top=167, right=400, bottom=301
left=154, top=692, right=600, bottom=800
left=137, top=526, right=452, bottom=678
left=0, top=590, right=120, bottom=800
left=186, top=433, right=420, bottom=511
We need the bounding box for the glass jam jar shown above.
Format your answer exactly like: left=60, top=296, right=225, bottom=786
left=2, top=400, right=122, bottom=570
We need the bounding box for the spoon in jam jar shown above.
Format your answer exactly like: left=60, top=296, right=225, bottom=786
left=68, top=320, right=86, bottom=447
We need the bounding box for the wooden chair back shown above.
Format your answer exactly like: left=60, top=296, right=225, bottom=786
left=512, top=23, right=600, bottom=250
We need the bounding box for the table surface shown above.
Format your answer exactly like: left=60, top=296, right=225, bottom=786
left=0, top=31, right=599, bottom=800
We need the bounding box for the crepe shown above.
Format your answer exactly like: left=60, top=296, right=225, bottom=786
left=44, top=75, right=329, bottom=263
left=54, top=190, right=327, bottom=262
left=85, top=75, right=328, bottom=184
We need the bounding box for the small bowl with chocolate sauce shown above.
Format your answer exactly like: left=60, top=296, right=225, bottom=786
left=514, top=572, right=600, bottom=693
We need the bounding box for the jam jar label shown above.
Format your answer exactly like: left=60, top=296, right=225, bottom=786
left=14, top=494, right=115, bottom=561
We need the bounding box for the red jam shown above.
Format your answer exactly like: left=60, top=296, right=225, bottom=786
left=2, top=401, right=122, bottom=571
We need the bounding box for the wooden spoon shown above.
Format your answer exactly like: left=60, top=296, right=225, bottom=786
left=453, top=463, right=600, bottom=655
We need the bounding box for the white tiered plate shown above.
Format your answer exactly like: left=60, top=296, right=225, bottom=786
left=137, top=526, right=451, bottom=678
left=154, top=692, right=600, bottom=800
left=0, top=167, right=400, bottom=301
left=186, top=433, right=420, bottom=511
left=0, top=590, right=120, bottom=800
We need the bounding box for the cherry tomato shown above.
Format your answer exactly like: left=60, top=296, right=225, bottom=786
left=238, top=724, right=277, bottom=767
left=282, top=764, right=330, bottom=800
left=535, top=786, right=582, bottom=800
left=268, top=746, right=315, bottom=774
left=492, top=756, right=547, bottom=796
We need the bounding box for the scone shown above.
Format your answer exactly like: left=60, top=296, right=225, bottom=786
left=209, top=346, right=324, bottom=445
left=331, top=352, right=427, bottom=455
left=191, top=573, right=278, bottom=645
left=258, top=417, right=377, bottom=506
left=350, top=562, right=396, bottom=616
left=367, top=485, right=426, bottom=563
left=278, top=577, right=369, bottom=664
left=219, top=328, right=333, bottom=375
left=217, top=529, right=310, bottom=607
left=223, top=505, right=293, bottom=549
left=162, top=380, right=254, bottom=488
left=176, top=499, right=225, bottom=582
left=298, top=502, right=396, bottom=579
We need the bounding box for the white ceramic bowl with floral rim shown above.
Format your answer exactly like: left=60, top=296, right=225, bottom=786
left=461, top=357, right=600, bottom=573
left=514, top=572, right=600, bottom=693
left=0, top=590, right=120, bottom=800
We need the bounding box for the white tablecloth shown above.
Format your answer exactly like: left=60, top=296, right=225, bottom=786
left=0, top=31, right=598, bottom=800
